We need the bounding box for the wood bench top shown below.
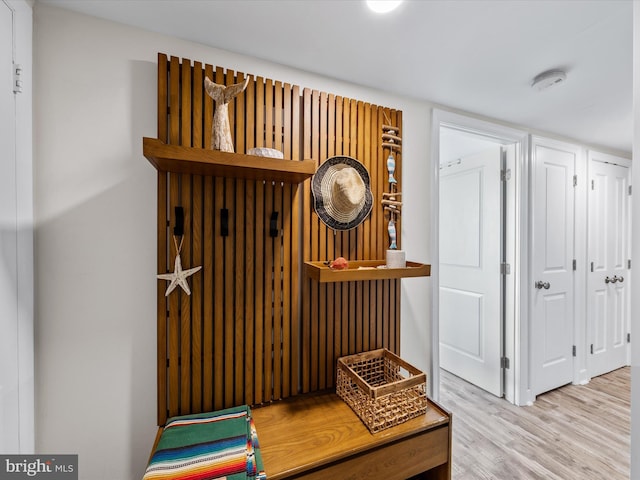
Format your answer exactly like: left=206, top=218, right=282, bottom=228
left=251, top=392, right=450, bottom=479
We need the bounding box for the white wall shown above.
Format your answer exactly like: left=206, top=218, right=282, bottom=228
left=32, top=5, right=433, bottom=478
left=33, top=4, right=635, bottom=479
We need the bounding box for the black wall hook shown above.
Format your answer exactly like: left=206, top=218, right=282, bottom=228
left=174, top=206, right=184, bottom=237
left=269, top=212, right=279, bottom=238
left=220, top=209, right=229, bottom=237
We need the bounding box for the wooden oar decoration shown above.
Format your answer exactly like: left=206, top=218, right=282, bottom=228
left=381, top=121, right=402, bottom=250
left=381, top=126, right=402, bottom=153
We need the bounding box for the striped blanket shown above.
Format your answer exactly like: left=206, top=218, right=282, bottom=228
left=143, top=406, right=267, bottom=480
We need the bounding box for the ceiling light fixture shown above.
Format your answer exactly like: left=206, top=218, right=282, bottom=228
left=531, top=69, right=567, bottom=91
left=366, top=0, right=403, bottom=14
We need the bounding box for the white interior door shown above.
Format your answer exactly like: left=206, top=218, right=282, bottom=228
left=0, top=0, right=20, bottom=453
left=439, top=145, right=502, bottom=397
left=588, top=158, right=630, bottom=378
left=531, top=139, right=576, bottom=397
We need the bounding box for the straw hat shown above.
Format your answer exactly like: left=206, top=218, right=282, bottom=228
left=311, top=156, right=373, bottom=231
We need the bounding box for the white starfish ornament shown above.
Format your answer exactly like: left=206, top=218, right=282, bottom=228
left=157, top=253, right=202, bottom=296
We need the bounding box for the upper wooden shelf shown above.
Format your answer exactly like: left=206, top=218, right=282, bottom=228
left=143, top=137, right=316, bottom=183
left=304, top=260, right=431, bottom=283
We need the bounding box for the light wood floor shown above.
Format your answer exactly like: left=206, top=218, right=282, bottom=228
left=439, top=367, right=630, bottom=480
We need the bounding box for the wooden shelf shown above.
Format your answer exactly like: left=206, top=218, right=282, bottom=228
left=304, top=260, right=431, bottom=283
left=143, top=137, right=316, bottom=183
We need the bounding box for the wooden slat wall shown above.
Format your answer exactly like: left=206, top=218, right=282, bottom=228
left=300, top=92, right=402, bottom=394
left=155, top=54, right=402, bottom=425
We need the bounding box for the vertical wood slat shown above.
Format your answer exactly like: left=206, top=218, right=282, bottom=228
left=263, top=79, right=274, bottom=403
left=158, top=53, right=168, bottom=143
left=168, top=173, right=180, bottom=418
left=334, top=97, right=343, bottom=368
left=342, top=98, right=351, bottom=358
left=394, top=110, right=403, bottom=353
left=180, top=59, right=193, bottom=415
left=318, top=92, right=328, bottom=389
left=272, top=81, right=284, bottom=400
left=167, top=56, right=181, bottom=419
left=301, top=88, right=312, bottom=394
left=192, top=62, right=204, bottom=149
left=290, top=84, right=301, bottom=397
left=244, top=75, right=255, bottom=406
left=234, top=71, right=246, bottom=406
left=157, top=55, right=403, bottom=423
left=180, top=171, right=192, bottom=414
left=191, top=62, right=204, bottom=414
left=326, top=94, right=336, bottom=388
left=282, top=84, right=292, bottom=398
left=203, top=176, right=214, bottom=413
left=204, top=64, right=214, bottom=150
left=376, top=108, right=385, bottom=351
left=156, top=54, right=168, bottom=426
left=310, top=89, right=320, bottom=392
left=362, top=103, right=371, bottom=353
left=273, top=183, right=283, bottom=400
left=223, top=68, right=236, bottom=407
left=212, top=67, right=228, bottom=410
left=348, top=99, right=358, bottom=355
left=213, top=169, right=224, bottom=411
left=368, top=105, right=378, bottom=352
left=203, top=60, right=219, bottom=412
left=254, top=77, right=265, bottom=404
left=224, top=174, right=235, bottom=408
left=355, top=101, right=365, bottom=356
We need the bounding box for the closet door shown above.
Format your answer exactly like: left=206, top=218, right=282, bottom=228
left=588, top=155, right=630, bottom=378
left=530, top=138, right=577, bottom=397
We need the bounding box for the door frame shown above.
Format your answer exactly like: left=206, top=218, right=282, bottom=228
left=586, top=150, right=632, bottom=378
left=2, top=0, right=34, bottom=453
left=430, top=109, right=529, bottom=405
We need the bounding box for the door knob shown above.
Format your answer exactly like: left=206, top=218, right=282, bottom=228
left=535, top=281, right=550, bottom=290
left=614, top=275, right=624, bottom=283
left=605, top=276, right=612, bottom=284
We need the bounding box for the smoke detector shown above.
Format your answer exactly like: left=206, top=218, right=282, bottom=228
left=531, top=69, right=567, bottom=91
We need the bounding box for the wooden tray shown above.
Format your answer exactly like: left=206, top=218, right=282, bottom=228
left=304, top=260, right=430, bottom=283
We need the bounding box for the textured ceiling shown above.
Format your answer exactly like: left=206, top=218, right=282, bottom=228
left=39, top=0, right=633, bottom=154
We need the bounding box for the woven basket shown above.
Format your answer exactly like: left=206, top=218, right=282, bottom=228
left=336, top=348, right=427, bottom=433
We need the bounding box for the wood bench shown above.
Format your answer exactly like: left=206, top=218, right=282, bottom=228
left=150, top=393, right=451, bottom=480
left=151, top=393, right=452, bottom=480
left=252, top=393, right=451, bottom=480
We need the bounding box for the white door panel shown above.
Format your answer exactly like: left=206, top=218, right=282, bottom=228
left=612, top=286, right=626, bottom=349
left=439, top=145, right=502, bottom=397
left=592, top=288, right=607, bottom=355
left=541, top=293, right=569, bottom=367
left=440, top=169, right=481, bottom=268
left=531, top=140, right=576, bottom=397
left=588, top=159, right=629, bottom=378
left=440, top=288, right=483, bottom=359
